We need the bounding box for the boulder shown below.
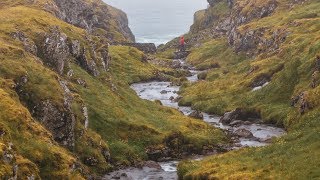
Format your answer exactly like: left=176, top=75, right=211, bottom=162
left=174, top=96, right=183, bottom=102
left=160, top=90, right=169, bottom=94
left=174, top=51, right=191, bottom=59
left=220, top=108, right=261, bottom=125
left=229, top=120, right=243, bottom=127
left=188, top=111, right=204, bottom=120
left=220, top=109, right=241, bottom=125
left=234, top=129, right=254, bottom=138
left=251, top=74, right=271, bottom=88
left=146, top=148, right=166, bottom=161
left=197, top=71, right=208, bottom=80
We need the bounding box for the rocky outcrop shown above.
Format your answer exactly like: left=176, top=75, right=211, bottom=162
left=229, top=27, right=288, bottom=56
left=69, top=39, right=100, bottom=76
left=34, top=100, right=75, bottom=147
left=162, top=0, right=280, bottom=53
left=15, top=76, right=75, bottom=148
left=116, top=43, right=157, bottom=54
left=291, top=92, right=311, bottom=115
left=50, top=0, right=135, bottom=42
left=40, top=27, right=69, bottom=75
left=37, top=27, right=106, bottom=76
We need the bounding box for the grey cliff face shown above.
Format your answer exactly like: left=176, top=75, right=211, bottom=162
left=51, top=0, right=135, bottom=42
left=186, top=0, right=281, bottom=56
left=41, top=26, right=69, bottom=75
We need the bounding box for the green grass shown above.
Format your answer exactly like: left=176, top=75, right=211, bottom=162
left=0, top=2, right=229, bottom=178
left=178, top=111, right=320, bottom=179
left=69, top=45, right=228, bottom=165
left=177, top=0, right=320, bottom=179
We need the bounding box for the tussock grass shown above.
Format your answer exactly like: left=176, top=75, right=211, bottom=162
left=178, top=0, right=320, bottom=179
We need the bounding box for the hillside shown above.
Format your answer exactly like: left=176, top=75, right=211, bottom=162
left=0, top=0, right=229, bottom=179
left=158, top=0, right=320, bottom=179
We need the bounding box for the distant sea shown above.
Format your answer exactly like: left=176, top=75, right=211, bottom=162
left=104, top=0, right=208, bottom=45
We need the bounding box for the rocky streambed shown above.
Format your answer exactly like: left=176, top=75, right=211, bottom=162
left=104, top=58, right=285, bottom=180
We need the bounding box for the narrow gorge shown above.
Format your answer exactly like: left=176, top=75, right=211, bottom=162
left=0, top=0, right=319, bottom=179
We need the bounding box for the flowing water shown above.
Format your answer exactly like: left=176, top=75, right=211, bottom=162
left=104, top=59, right=285, bottom=180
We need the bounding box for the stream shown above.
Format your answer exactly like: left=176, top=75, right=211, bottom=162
left=104, top=59, right=285, bottom=180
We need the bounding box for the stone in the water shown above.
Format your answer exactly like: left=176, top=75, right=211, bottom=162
left=174, top=96, right=183, bottom=102
left=188, top=111, right=204, bottom=120
left=160, top=90, right=169, bottom=94
left=229, top=120, right=243, bottom=127
left=144, top=161, right=162, bottom=169
left=234, top=129, right=254, bottom=138
left=220, top=110, right=240, bottom=125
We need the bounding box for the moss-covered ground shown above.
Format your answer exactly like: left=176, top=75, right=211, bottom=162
left=0, top=1, right=228, bottom=178
left=176, top=0, right=320, bottom=179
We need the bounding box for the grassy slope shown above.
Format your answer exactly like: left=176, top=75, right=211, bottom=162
left=0, top=2, right=228, bottom=178
left=0, top=79, right=84, bottom=179
left=177, top=0, right=320, bottom=179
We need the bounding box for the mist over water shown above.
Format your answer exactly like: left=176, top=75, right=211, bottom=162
left=104, top=0, right=208, bottom=45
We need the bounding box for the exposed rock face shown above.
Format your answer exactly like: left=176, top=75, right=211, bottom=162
left=100, top=48, right=111, bottom=70
left=162, top=0, right=280, bottom=54
left=51, top=0, right=135, bottom=42
left=68, top=37, right=101, bottom=76
left=229, top=27, right=288, bottom=56
left=35, top=99, right=75, bottom=147
left=41, top=26, right=69, bottom=75
left=117, top=43, right=157, bottom=54
left=82, top=106, right=89, bottom=129
left=291, top=92, right=310, bottom=115
left=15, top=76, right=75, bottom=148
left=40, top=26, right=105, bottom=76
